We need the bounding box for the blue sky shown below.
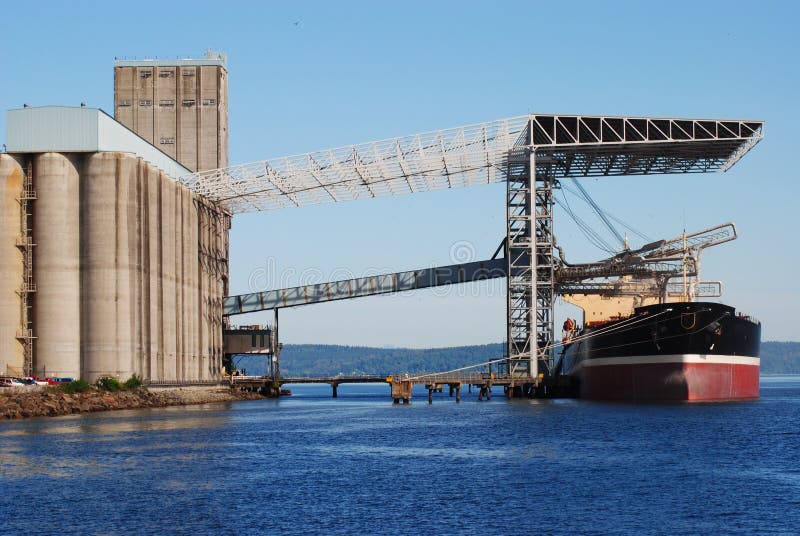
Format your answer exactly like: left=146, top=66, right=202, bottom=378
left=2, top=0, right=798, bottom=346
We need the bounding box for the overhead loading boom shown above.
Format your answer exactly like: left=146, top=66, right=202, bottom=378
left=556, top=259, right=691, bottom=282
left=559, top=280, right=722, bottom=298
left=223, top=258, right=506, bottom=316
left=179, top=115, right=763, bottom=213
left=223, top=253, right=714, bottom=317
left=642, top=223, right=737, bottom=259
left=223, top=219, right=736, bottom=316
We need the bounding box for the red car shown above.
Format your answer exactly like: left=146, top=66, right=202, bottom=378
left=46, top=377, right=74, bottom=385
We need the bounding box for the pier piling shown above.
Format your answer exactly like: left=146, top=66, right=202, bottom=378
left=391, top=380, right=413, bottom=405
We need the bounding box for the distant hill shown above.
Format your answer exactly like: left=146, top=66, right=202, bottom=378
left=761, top=342, right=800, bottom=374
left=233, top=343, right=505, bottom=377
left=232, top=341, right=800, bottom=377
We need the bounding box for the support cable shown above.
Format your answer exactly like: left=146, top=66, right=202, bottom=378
left=556, top=189, right=616, bottom=254
left=560, top=181, right=650, bottom=244
left=408, top=309, right=675, bottom=381
left=569, top=177, right=626, bottom=249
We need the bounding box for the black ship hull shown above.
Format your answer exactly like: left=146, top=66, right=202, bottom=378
left=559, top=302, right=761, bottom=401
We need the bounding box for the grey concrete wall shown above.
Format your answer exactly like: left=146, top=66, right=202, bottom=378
left=217, top=67, right=228, bottom=170
left=114, top=64, right=228, bottom=173
left=161, top=176, right=177, bottom=380
left=0, top=154, right=24, bottom=376
left=0, top=151, right=229, bottom=382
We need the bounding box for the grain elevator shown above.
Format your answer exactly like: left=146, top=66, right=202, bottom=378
left=1, top=53, right=231, bottom=383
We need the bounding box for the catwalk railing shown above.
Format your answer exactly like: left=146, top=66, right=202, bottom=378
left=179, top=114, right=763, bottom=213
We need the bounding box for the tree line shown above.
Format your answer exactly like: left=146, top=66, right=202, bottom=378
left=233, top=341, right=800, bottom=377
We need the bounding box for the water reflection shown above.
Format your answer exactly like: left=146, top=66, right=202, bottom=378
left=0, top=406, right=232, bottom=437
left=0, top=449, right=110, bottom=479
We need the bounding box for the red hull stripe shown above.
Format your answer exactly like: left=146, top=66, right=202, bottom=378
left=579, top=354, right=759, bottom=368
left=578, top=356, right=760, bottom=401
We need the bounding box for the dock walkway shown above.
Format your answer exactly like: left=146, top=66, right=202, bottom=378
left=230, top=372, right=557, bottom=402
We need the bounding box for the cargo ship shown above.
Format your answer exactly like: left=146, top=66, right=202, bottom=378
left=557, top=301, right=761, bottom=401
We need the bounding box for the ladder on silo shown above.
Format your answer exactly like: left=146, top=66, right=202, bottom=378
left=15, top=162, right=37, bottom=377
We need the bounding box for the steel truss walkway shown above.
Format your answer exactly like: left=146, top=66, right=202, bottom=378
left=191, top=114, right=763, bottom=384
left=223, top=248, right=723, bottom=315
left=224, top=258, right=506, bottom=316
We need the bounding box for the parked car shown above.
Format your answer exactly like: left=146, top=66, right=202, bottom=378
left=46, top=377, right=74, bottom=385
left=0, top=377, right=24, bottom=387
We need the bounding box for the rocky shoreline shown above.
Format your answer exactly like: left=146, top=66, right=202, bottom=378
left=0, top=386, right=267, bottom=420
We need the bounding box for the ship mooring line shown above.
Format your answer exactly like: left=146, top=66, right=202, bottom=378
left=405, top=310, right=676, bottom=381
left=399, top=309, right=734, bottom=383
left=551, top=309, right=675, bottom=350
left=406, top=358, right=508, bottom=381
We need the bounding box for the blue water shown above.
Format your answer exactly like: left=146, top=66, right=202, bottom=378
left=1, top=377, right=799, bottom=535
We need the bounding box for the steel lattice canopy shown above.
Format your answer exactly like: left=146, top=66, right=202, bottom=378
left=179, top=114, right=763, bottom=213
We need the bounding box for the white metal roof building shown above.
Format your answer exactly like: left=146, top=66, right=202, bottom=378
left=5, top=105, right=191, bottom=179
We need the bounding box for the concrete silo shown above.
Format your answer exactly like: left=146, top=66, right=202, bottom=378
left=80, top=153, right=116, bottom=380
left=33, top=153, right=81, bottom=379
left=0, top=155, right=24, bottom=377
left=5, top=106, right=230, bottom=383
left=160, top=173, right=178, bottom=381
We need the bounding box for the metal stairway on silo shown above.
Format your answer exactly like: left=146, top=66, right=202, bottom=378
left=15, top=161, right=37, bottom=377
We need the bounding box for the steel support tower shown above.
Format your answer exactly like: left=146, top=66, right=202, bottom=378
left=506, top=124, right=556, bottom=380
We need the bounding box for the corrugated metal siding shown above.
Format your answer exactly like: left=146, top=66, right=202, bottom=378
left=7, top=107, right=98, bottom=152
left=6, top=106, right=190, bottom=179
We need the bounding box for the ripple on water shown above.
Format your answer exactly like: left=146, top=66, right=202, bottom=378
left=1, top=378, right=799, bottom=535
